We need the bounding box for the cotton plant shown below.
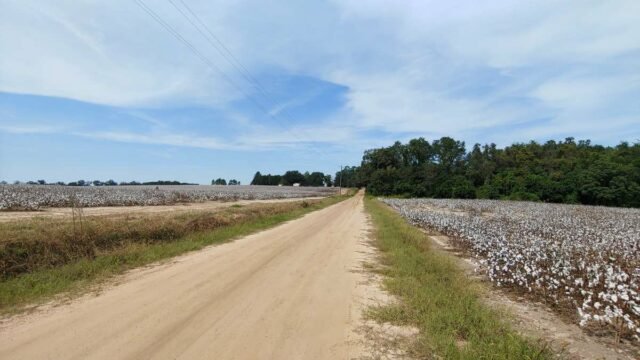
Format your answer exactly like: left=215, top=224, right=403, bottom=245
left=384, top=198, right=640, bottom=341
left=0, top=184, right=335, bottom=210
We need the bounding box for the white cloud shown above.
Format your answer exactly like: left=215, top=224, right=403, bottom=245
left=1, top=0, right=638, bottom=147
left=0, top=0, right=244, bottom=107
left=531, top=73, right=640, bottom=110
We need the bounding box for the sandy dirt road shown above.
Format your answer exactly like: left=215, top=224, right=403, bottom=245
left=0, top=191, right=372, bottom=359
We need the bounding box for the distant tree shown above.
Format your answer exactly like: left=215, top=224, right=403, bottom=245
left=335, top=166, right=360, bottom=188
left=213, top=178, right=227, bottom=185
left=267, top=174, right=282, bottom=185
left=0, top=181, right=7, bottom=185
left=281, top=171, right=306, bottom=186
left=119, top=181, right=140, bottom=186
left=104, top=179, right=117, bottom=186
left=56, top=181, right=66, bottom=186
left=92, top=180, right=103, bottom=186
left=228, top=179, right=239, bottom=185
left=37, top=179, right=46, bottom=185
left=305, top=172, right=326, bottom=187
left=251, top=172, right=263, bottom=185
left=323, top=174, right=332, bottom=187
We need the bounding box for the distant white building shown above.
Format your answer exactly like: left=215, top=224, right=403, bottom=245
left=292, top=183, right=300, bottom=187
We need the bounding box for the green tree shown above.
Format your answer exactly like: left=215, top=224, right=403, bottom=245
left=250, top=172, right=263, bottom=185
left=305, top=172, right=326, bottom=187
left=281, top=171, right=306, bottom=186
left=212, top=178, right=227, bottom=185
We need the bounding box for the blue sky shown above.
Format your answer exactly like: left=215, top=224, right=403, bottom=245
left=1, top=0, right=639, bottom=184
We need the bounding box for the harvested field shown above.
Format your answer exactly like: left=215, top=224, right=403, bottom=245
left=382, top=198, right=640, bottom=342
left=0, top=185, right=336, bottom=211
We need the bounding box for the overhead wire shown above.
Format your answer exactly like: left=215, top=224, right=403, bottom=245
left=134, top=0, right=277, bottom=123
left=165, top=0, right=327, bottom=151
left=134, top=0, right=335, bottom=172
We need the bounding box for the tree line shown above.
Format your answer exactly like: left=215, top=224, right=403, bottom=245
left=211, top=178, right=241, bottom=185
left=335, top=137, right=640, bottom=208
left=251, top=171, right=332, bottom=187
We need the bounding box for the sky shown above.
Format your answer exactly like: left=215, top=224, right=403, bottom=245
left=1, top=0, right=639, bottom=184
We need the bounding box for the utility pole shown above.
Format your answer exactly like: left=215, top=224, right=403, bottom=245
left=338, top=165, right=343, bottom=195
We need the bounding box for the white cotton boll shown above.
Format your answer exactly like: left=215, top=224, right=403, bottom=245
left=579, top=319, right=588, bottom=327
left=594, top=302, right=602, bottom=309
left=381, top=198, right=640, bottom=339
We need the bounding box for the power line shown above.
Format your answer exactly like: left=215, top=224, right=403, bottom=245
left=163, top=0, right=329, bottom=156
left=134, top=0, right=274, bottom=120
left=172, top=0, right=321, bottom=140
left=172, top=0, right=270, bottom=99
left=134, top=0, right=332, bottom=166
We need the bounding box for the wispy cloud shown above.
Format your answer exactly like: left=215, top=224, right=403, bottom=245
left=73, top=130, right=237, bottom=150
left=1, top=0, right=639, bottom=153
left=0, top=124, right=62, bottom=134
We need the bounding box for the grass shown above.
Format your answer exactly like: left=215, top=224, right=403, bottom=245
left=0, top=194, right=351, bottom=313
left=364, top=196, right=552, bottom=359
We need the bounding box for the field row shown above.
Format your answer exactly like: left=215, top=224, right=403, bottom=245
left=0, top=185, right=336, bottom=210
left=382, top=198, right=640, bottom=340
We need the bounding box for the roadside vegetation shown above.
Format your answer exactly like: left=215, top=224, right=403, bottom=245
left=365, top=196, right=552, bottom=359
left=0, top=193, right=352, bottom=313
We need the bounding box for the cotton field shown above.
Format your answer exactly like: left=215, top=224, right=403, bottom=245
left=382, top=198, right=640, bottom=340
left=0, top=185, right=336, bottom=210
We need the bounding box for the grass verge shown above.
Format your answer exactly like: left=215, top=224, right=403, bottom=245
left=364, top=196, right=552, bottom=359
left=0, top=194, right=351, bottom=314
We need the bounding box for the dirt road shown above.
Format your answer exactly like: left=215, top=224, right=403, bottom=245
left=0, top=191, right=372, bottom=359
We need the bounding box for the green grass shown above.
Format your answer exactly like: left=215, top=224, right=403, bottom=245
left=0, top=194, right=350, bottom=314
left=364, top=196, right=552, bottom=359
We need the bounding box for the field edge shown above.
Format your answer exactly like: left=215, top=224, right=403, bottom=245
left=363, top=196, right=553, bottom=359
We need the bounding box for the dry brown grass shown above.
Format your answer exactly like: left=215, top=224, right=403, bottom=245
left=0, top=200, right=323, bottom=279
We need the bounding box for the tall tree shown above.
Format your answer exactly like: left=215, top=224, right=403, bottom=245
left=251, top=172, right=263, bottom=185
left=346, top=136, right=640, bottom=207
